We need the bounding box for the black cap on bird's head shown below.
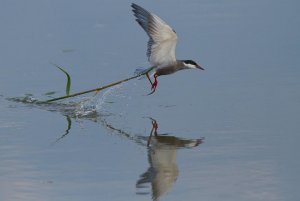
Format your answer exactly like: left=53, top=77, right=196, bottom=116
left=183, top=60, right=204, bottom=70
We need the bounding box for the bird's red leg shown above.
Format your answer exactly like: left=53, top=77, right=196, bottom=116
left=148, top=74, right=158, bottom=95
left=152, top=119, right=158, bottom=136
left=147, top=119, right=158, bottom=147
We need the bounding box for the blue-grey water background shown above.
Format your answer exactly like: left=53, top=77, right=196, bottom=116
left=1, top=0, right=300, bottom=201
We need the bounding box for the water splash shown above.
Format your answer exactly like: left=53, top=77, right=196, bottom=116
left=75, top=97, right=98, bottom=117
left=96, top=83, right=124, bottom=112
left=6, top=80, right=134, bottom=119
left=74, top=83, right=125, bottom=117
left=6, top=78, right=148, bottom=131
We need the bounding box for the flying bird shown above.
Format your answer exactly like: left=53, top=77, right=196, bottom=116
left=132, top=3, right=204, bottom=95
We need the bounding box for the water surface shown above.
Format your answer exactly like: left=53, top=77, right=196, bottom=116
left=0, top=0, right=300, bottom=201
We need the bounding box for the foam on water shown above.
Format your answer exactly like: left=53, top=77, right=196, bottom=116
left=7, top=94, right=39, bottom=104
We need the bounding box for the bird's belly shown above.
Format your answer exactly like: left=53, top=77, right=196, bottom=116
left=156, top=66, right=178, bottom=76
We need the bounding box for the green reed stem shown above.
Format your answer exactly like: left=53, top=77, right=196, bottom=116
left=46, top=67, right=153, bottom=102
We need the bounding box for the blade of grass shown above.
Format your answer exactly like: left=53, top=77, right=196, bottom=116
left=50, top=62, right=71, bottom=96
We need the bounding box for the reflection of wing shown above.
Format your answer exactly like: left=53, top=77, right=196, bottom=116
left=136, top=135, right=203, bottom=200
left=150, top=146, right=179, bottom=200
left=136, top=145, right=178, bottom=200
left=132, top=3, right=178, bottom=67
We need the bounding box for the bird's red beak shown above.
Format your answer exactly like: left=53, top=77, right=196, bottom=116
left=196, top=64, right=204, bottom=70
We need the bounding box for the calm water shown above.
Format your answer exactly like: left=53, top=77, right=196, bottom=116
left=1, top=1, right=300, bottom=201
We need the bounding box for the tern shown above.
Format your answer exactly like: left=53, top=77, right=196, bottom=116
left=132, top=3, right=204, bottom=94
left=46, top=3, right=204, bottom=102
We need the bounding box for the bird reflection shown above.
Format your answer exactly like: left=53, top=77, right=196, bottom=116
left=50, top=108, right=203, bottom=201
left=136, top=118, right=203, bottom=201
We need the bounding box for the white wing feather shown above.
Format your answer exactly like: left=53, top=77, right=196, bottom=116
left=132, top=4, right=178, bottom=67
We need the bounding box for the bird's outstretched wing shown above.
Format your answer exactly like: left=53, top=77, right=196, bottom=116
left=132, top=3, right=178, bottom=67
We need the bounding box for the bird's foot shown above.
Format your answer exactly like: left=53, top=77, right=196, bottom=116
left=148, top=74, right=158, bottom=95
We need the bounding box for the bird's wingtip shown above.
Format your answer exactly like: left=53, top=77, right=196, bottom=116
left=131, top=3, right=139, bottom=9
